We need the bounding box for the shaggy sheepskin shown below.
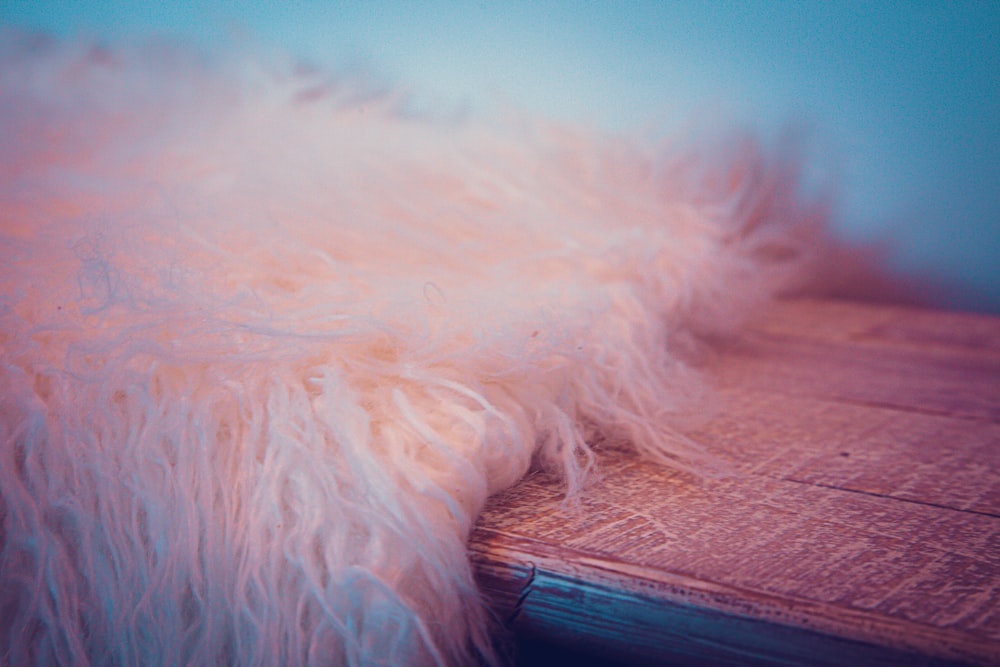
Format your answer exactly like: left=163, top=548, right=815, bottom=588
left=0, top=34, right=820, bottom=666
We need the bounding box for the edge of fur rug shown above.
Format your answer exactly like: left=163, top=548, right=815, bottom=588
left=0, top=33, right=823, bottom=666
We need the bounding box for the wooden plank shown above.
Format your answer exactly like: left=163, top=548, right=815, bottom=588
left=693, top=392, right=1000, bottom=516
left=470, top=298, right=1000, bottom=665
left=753, top=299, right=1000, bottom=355
left=713, top=333, right=1000, bottom=422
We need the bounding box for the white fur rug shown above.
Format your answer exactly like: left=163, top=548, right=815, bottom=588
left=0, top=34, right=819, bottom=666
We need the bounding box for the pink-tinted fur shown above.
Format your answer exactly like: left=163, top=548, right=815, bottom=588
left=0, top=35, right=820, bottom=665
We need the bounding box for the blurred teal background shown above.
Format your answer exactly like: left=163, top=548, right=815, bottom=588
left=2, top=1, right=997, bottom=312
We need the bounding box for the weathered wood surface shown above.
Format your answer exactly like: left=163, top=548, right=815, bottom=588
left=469, top=298, right=1000, bottom=666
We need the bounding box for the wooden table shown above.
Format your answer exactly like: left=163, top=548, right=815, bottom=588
left=470, top=298, right=1000, bottom=666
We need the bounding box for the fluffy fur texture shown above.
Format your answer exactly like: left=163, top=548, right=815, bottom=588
left=0, top=34, right=821, bottom=666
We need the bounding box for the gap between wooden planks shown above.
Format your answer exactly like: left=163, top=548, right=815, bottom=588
left=470, top=298, right=1000, bottom=666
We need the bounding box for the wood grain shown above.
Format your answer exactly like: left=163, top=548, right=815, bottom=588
left=470, top=298, right=1000, bottom=665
